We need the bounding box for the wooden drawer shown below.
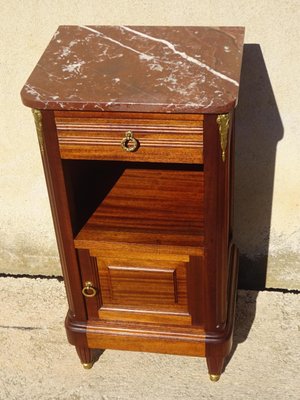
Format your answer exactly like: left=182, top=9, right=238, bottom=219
left=55, top=111, right=203, bottom=164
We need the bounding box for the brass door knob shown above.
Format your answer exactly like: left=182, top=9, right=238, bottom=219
left=82, top=281, right=97, bottom=298
left=121, top=131, right=139, bottom=152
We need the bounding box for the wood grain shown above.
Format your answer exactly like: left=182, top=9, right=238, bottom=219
left=87, top=331, right=205, bottom=357
left=205, top=243, right=239, bottom=373
left=54, top=111, right=204, bottom=121
left=203, top=114, right=232, bottom=331
left=55, top=111, right=203, bottom=163
left=100, top=261, right=181, bottom=307
left=96, top=255, right=191, bottom=325
left=38, top=111, right=87, bottom=320
left=76, top=247, right=206, bottom=326
left=74, top=169, right=204, bottom=253
left=22, top=24, right=243, bottom=379
left=85, top=320, right=206, bottom=357
left=77, top=249, right=102, bottom=320
left=37, top=111, right=91, bottom=357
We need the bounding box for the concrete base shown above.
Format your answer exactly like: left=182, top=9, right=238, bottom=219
left=0, top=277, right=299, bottom=399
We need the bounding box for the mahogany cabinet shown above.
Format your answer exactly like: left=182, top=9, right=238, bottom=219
left=21, top=26, right=245, bottom=381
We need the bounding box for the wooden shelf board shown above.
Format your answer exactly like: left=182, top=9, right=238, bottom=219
left=75, top=168, right=204, bottom=252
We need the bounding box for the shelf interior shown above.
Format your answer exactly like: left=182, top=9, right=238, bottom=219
left=74, top=167, right=204, bottom=252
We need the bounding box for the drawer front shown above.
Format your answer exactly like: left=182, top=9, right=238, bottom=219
left=55, top=111, right=203, bottom=164
left=78, top=249, right=204, bottom=327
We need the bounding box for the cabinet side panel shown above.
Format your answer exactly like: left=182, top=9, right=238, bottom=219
left=203, top=114, right=231, bottom=331
left=38, top=110, right=87, bottom=321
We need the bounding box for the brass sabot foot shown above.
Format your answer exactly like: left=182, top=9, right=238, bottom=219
left=82, top=362, right=94, bottom=369
left=209, top=374, right=220, bottom=382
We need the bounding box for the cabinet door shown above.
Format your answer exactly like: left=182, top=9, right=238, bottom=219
left=78, top=249, right=204, bottom=327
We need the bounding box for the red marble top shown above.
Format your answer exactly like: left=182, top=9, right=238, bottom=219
left=21, top=25, right=245, bottom=114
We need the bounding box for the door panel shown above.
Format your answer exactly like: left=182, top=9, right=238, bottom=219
left=78, top=248, right=204, bottom=326
left=96, top=256, right=190, bottom=325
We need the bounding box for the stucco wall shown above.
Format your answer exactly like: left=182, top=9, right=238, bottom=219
left=1, top=0, right=299, bottom=289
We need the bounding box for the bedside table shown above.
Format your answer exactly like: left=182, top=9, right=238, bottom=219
left=21, top=25, right=245, bottom=381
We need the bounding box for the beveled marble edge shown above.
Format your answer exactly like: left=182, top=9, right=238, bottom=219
left=20, top=95, right=239, bottom=114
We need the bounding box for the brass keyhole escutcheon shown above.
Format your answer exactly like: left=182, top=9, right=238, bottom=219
left=82, top=281, right=97, bottom=298
left=121, top=131, right=139, bottom=152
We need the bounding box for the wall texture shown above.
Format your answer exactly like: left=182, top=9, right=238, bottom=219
left=1, top=0, right=299, bottom=289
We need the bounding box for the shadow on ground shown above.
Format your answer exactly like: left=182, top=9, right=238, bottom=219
left=224, top=290, right=258, bottom=370
left=234, top=44, right=283, bottom=290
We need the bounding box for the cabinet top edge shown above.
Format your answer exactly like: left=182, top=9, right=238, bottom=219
left=21, top=25, right=245, bottom=114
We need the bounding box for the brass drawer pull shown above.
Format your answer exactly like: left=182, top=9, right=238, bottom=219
left=82, top=281, right=97, bottom=298
left=121, top=131, right=139, bottom=152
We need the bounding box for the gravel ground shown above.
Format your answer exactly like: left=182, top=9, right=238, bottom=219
left=0, top=277, right=299, bottom=400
